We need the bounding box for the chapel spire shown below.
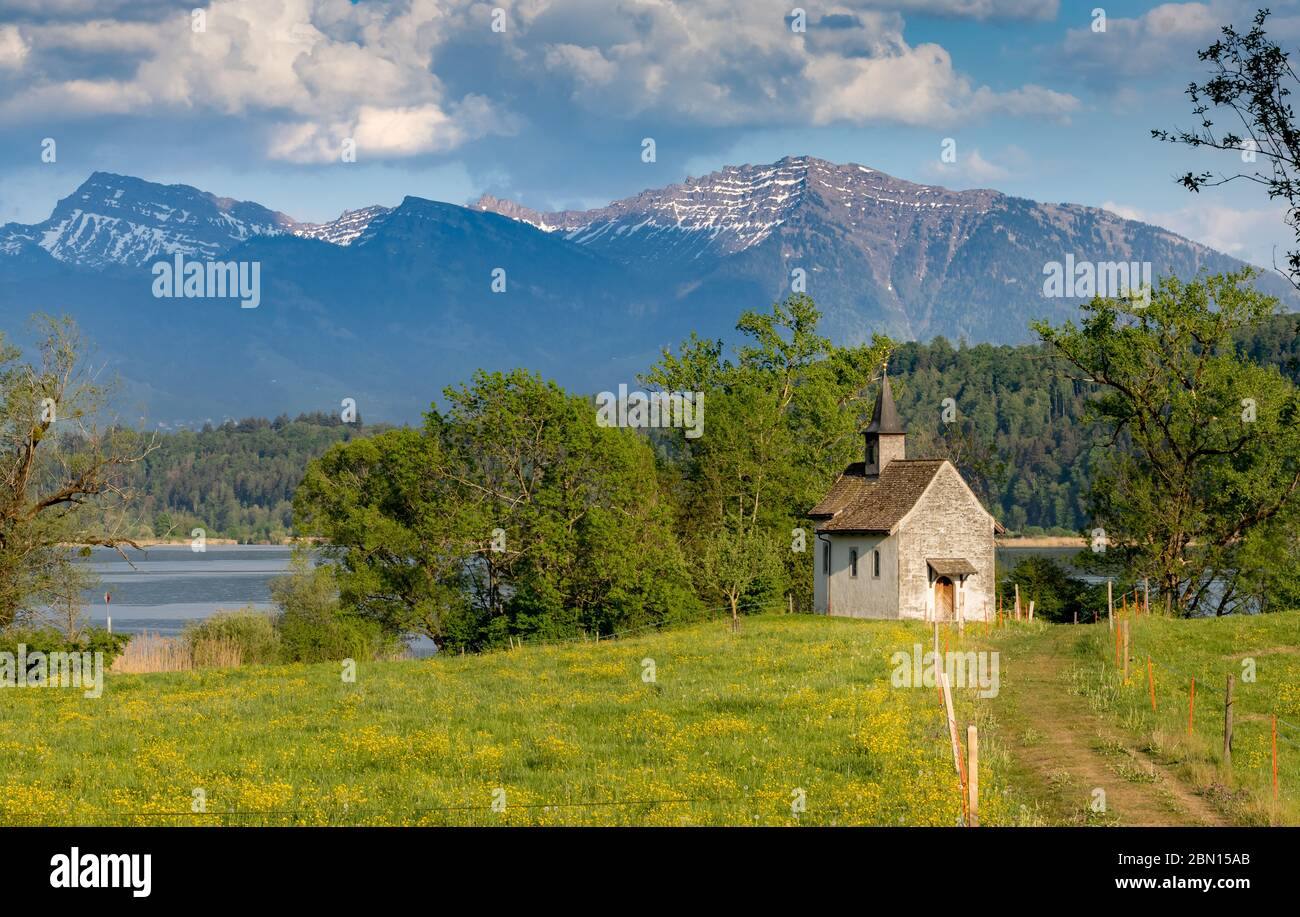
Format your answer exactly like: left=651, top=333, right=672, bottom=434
left=864, top=364, right=906, bottom=475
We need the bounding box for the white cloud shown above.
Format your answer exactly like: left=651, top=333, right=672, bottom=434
left=1056, top=1, right=1295, bottom=83
left=1102, top=199, right=1293, bottom=270
left=537, top=3, right=1078, bottom=128
left=926, top=146, right=1026, bottom=185
left=543, top=44, right=619, bottom=89
left=0, top=25, right=30, bottom=70
left=25, top=19, right=164, bottom=54
left=860, top=0, right=1057, bottom=20
left=0, top=0, right=1080, bottom=160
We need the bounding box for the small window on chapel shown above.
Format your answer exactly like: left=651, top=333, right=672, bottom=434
left=850, top=549, right=858, bottom=578
left=873, top=549, right=881, bottom=578
left=822, top=541, right=830, bottom=575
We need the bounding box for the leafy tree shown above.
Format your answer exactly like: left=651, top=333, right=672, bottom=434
left=998, top=556, right=1104, bottom=624
left=697, top=526, right=783, bottom=631
left=1034, top=271, right=1300, bottom=615
left=39, top=557, right=96, bottom=640
left=293, top=427, right=467, bottom=641
left=270, top=551, right=398, bottom=662
left=0, top=316, right=154, bottom=626
left=1153, top=7, right=1300, bottom=287
left=644, top=293, right=893, bottom=606
left=295, top=370, right=699, bottom=649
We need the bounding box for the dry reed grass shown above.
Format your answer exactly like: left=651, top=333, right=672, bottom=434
left=110, top=632, right=244, bottom=674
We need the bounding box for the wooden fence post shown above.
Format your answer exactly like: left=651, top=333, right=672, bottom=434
left=1122, top=621, right=1130, bottom=683
left=1273, top=715, right=1279, bottom=802
left=938, top=670, right=966, bottom=825
left=1223, top=674, right=1235, bottom=773
left=1028, top=600, right=1035, bottom=621
left=1107, top=579, right=1113, bottom=631
left=1014, top=584, right=1021, bottom=621
left=967, top=725, right=979, bottom=828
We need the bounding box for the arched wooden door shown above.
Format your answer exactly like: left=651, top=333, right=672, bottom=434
left=935, top=577, right=955, bottom=621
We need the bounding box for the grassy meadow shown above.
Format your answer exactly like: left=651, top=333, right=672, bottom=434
left=1, top=615, right=1027, bottom=827
left=5, top=611, right=1297, bottom=827
left=1064, top=610, right=1300, bottom=825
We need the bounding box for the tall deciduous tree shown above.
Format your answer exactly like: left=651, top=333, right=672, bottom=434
left=0, top=316, right=154, bottom=627
left=295, top=369, right=699, bottom=649
left=643, top=293, right=892, bottom=610
left=1034, top=271, right=1300, bottom=615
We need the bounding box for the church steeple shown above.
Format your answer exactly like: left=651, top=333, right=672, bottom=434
left=864, top=367, right=905, bottom=476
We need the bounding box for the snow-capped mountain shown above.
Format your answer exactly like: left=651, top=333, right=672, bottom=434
left=0, top=172, right=296, bottom=269
left=474, top=154, right=1274, bottom=343
left=292, top=205, right=392, bottom=246
left=1, top=158, right=1291, bottom=422
left=473, top=155, right=955, bottom=259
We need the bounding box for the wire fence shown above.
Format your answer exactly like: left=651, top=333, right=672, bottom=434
left=1107, top=611, right=1291, bottom=807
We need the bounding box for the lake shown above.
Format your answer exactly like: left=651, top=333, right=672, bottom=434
left=78, top=544, right=292, bottom=637
left=74, top=543, right=1088, bottom=638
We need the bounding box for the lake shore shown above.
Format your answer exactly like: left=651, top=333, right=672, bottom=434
left=996, top=536, right=1085, bottom=548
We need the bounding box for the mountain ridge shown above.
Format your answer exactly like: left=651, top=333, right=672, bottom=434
left=1, top=157, right=1293, bottom=423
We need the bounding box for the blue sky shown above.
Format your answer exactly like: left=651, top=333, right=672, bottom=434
left=1, top=0, right=1298, bottom=268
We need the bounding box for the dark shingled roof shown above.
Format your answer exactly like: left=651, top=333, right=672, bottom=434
left=928, top=558, right=978, bottom=577
left=809, top=459, right=946, bottom=532
left=864, top=372, right=904, bottom=436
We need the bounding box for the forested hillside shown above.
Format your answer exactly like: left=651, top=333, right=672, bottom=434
left=113, top=413, right=379, bottom=542
left=113, top=314, right=1300, bottom=541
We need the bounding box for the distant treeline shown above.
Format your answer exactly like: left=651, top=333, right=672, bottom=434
left=111, top=412, right=380, bottom=542
left=110, top=314, right=1300, bottom=542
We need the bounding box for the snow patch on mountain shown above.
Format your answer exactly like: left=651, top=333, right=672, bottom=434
left=292, top=205, right=392, bottom=246
left=472, top=156, right=1002, bottom=260
left=0, top=172, right=295, bottom=269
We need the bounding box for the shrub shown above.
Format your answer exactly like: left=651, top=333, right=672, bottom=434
left=278, top=607, right=399, bottom=663
left=271, top=551, right=402, bottom=662
left=183, top=607, right=280, bottom=666
left=998, top=556, right=1107, bottom=623
left=0, top=626, right=129, bottom=667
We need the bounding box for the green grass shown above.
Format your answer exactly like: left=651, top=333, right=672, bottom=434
left=0, top=614, right=1030, bottom=826
left=1066, top=610, right=1300, bottom=825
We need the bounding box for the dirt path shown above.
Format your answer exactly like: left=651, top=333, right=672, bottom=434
left=992, top=626, right=1229, bottom=827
